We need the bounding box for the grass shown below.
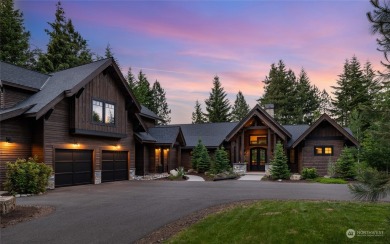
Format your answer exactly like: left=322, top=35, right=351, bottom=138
left=312, top=177, right=348, bottom=184
left=168, top=200, right=390, bottom=244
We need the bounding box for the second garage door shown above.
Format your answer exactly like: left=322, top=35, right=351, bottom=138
left=102, top=151, right=128, bottom=182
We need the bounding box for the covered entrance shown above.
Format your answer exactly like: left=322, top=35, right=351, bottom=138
left=250, top=147, right=266, bottom=171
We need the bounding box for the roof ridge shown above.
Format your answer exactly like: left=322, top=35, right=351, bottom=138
left=0, top=60, right=51, bottom=77
left=49, top=58, right=112, bottom=75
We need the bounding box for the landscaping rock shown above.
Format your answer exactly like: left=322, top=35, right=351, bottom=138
left=290, top=174, right=302, bottom=181
left=0, top=196, right=16, bottom=214
left=170, top=169, right=178, bottom=177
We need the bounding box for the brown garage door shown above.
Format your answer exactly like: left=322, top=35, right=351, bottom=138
left=55, top=149, right=93, bottom=187
left=102, top=151, right=128, bottom=182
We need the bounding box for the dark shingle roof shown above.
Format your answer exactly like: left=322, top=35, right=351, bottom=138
left=0, top=61, right=49, bottom=90
left=165, top=122, right=238, bottom=148
left=140, top=105, right=161, bottom=120
left=149, top=126, right=181, bottom=145
left=0, top=59, right=110, bottom=117
left=283, top=125, right=310, bottom=147
left=134, top=132, right=157, bottom=143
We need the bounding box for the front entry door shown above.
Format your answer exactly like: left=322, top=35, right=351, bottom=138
left=250, top=147, right=266, bottom=171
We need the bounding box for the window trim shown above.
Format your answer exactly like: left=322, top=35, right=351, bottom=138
left=314, top=145, right=334, bottom=156
left=91, top=98, right=116, bottom=126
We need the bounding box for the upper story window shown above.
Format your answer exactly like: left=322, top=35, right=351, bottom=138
left=92, top=99, right=115, bottom=124
left=250, top=135, right=267, bottom=145
left=314, top=146, right=333, bottom=156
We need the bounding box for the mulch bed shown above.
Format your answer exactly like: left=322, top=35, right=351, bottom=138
left=0, top=205, right=55, bottom=228
left=135, top=200, right=258, bottom=244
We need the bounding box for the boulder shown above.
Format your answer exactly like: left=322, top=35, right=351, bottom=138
left=0, top=196, right=16, bottom=214
left=290, top=174, right=302, bottom=181
left=170, top=169, right=178, bottom=177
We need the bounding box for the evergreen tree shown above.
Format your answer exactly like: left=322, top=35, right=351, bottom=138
left=231, top=91, right=250, bottom=122
left=191, top=100, right=206, bottom=124
left=331, top=56, right=375, bottom=127
left=212, top=146, right=230, bottom=173
left=318, top=89, right=332, bottom=115
left=127, top=67, right=136, bottom=90
left=205, top=75, right=231, bottom=122
left=0, top=0, right=34, bottom=67
left=295, top=69, right=321, bottom=124
left=191, top=139, right=210, bottom=173
left=270, top=142, right=290, bottom=179
left=191, top=139, right=203, bottom=170
left=132, top=70, right=153, bottom=109
left=151, top=80, right=171, bottom=125
left=36, top=1, right=92, bottom=73
left=105, top=43, right=114, bottom=58
left=258, top=60, right=299, bottom=124
left=335, top=147, right=357, bottom=179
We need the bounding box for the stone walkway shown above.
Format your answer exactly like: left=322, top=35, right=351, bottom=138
left=238, top=172, right=265, bottom=181
left=186, top=175, right=205, bottom=181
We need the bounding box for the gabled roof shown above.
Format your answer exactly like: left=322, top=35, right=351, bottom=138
left=0, top=58, right=141, bottom=121
left=291, top=113, right=359, bottom=148
left=226, top=104, right=291, bottom=141
left=0, top=61, right=50, bottom=91
left=164, top=122, right=238, bottom=148
left=134, top=132, right=157, bottom=143
left=149, top=126, right=185, bottom=146
left=139, top=105, right=162, bottom=121
left=283, top=125, right=310, bottom=147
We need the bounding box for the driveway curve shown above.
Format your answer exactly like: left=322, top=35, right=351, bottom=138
left=1, top=181, right=388, bottom=244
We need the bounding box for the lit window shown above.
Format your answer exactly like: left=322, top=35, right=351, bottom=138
left=250, top=135, right=267, bottom=145
left=92, top=100, right=103, bottom=123
left=314, top=146, right=333, bottom=156
left=92, top=100, right=115, bottom=124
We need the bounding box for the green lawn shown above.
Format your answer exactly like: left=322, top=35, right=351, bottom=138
left=168, top=201, right=390, bottom=244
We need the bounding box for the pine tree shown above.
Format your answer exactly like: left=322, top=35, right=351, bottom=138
left=295, top=69, right=320, bottom=124
left=212, top=146, right=230, bottom=173
left=335, top=147, right=356, bottom=179
left=205, top=75, right=231, bottom=122
left=318, top=89, right=332, bottom=115
left=132, top=70, right=153, bottom=109
left=191, top=139, right=203, bottom=170
left=231, top=91, right=250, bottom=122
left=36, top=1, right=92, bottom=73
left=191, top=139, right=210, bottom=173
left=270, top=142, right=290, bottom=180
left=0, top=0, right=34, bottom=67
left=127, top=67, right=137, bottom=90
left=105, top=43, right=114, bottom=58
left=151, top=80, right=171, bottom=125
left=192, top=100, right=206, bottom=124
left=258, top=60, right=299, bottom=124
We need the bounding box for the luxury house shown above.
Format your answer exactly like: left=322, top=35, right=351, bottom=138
left=0, top=59, right=359, bottom=188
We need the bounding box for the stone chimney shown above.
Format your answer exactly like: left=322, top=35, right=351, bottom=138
left=264, top=104, right=274, bottom=117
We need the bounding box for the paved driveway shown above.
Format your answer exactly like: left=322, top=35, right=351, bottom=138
left=0, top=180, right=387, bottom=244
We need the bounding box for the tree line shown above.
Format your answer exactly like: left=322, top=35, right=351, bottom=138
left=0, top=0, right=171, bottom=124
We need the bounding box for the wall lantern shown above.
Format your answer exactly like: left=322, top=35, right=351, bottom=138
left=5, top=137, right=12, bottom=143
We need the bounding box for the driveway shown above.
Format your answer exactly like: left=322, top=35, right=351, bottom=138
left=0, top=180, right=387, bottom=244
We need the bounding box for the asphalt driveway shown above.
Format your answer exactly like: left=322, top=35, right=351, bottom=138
left=0, top=180, right=387, bottom=244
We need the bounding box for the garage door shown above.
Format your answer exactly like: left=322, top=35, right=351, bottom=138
left=55, top=149, right=93, bottom=187
left=102, top=151, right=128, bottom=182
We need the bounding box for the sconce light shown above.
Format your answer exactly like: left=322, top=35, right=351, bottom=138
left=73, top=142, right=79, bottom=147
left=115, top=144, right=121, bottom=150
left=5, top=137, right=12, bottom=143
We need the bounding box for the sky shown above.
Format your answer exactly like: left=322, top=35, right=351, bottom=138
left=17, top=0, right=383, bottom=124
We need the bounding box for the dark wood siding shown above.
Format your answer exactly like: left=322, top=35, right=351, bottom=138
left=72, top=72, right=127, bottom=136
left=44, top=98, right=135, bottom=181
left=1, top=86, right=34, bottom=109
left=32, top=118, right=44, bottom=161
left=0, top=117, right=33, bottom=188
left=168, top=147, right=178, bottom=171
left=299, top=122, right=346, bottom=176
left=181, top=149, right=192, bottom=170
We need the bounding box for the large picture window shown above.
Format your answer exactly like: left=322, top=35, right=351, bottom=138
left=92, top=100, right=115, bottom=124
left=314, top=146, right=333, bottom=156
left=250, top=135, right=267, bottom=145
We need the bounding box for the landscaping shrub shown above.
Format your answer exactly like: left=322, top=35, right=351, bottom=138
left=270, top=142, right=290, bottom=180
left=335, top=147, right=357, bottom=179
left=211, top=146, right=230, bottom=174
left=176, top=167, right=185, bottom=177
left=314, top=178, right=347, bottom=184
left=192, top=139, right=211, bottom=173
left=4, top=156, right=52, bottom=195
left=302, top=168, right=319, bottom=179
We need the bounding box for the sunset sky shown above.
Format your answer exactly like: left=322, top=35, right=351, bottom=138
left=17, top=0, right=382, bottom=124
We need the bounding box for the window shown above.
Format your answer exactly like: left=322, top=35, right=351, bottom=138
left=314, top=146, right=333, bottom=156
left=250, top=135, right=267, bottom=145
left=92, top=100, right=115, bottom=124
